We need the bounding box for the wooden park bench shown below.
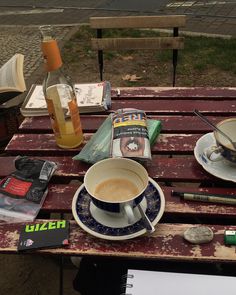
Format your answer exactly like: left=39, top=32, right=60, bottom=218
left=90, top=15, right=186, bottom=86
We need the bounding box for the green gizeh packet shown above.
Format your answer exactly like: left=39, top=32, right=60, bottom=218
left=73, top=115, right=162, bottom=164
left=147, top=119, right=162, bottom=147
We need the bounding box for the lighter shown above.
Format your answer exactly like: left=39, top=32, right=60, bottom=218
left=224, top=230, right=236, bottom=245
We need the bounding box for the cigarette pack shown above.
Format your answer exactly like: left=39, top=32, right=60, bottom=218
left=111, top=108, right=151, bottom=160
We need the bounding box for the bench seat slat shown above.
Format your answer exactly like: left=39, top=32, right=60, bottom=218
left=19, top=99, right=236, bottom=117
left=19, top=116, right=232, bottom=133
left=42, top=184, right=236, bottom=219
left=0, top=156, right=229, bottom=183
left=110, top=87, right=236, bottom=98
left=0, top=222, right=233, bottom=263
left=5, top=133, right=202, bottom=155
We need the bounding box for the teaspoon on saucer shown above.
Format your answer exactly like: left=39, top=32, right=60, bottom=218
left=137, top=204, right=155, bottom=233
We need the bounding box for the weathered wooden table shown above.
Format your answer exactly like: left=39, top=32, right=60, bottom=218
left=1, top=87, right=236, bottom=266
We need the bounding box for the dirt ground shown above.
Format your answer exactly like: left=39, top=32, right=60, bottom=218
left=0, top=254, right=79, bottom=295
left=61, top=27, right=236, bottom=88
left=67, top=53, right=236, bottom=88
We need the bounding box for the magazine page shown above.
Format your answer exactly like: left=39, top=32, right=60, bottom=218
left=24, top=83, right=105, bottom=109
left=25, top=85, right=46, bottom=109
left=74, top=82, right=104, bottom=107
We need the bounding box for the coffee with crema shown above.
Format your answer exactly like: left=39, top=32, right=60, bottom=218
left=94, top=178, right=139, bottom=202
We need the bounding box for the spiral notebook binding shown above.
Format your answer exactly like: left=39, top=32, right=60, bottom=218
left=120, top=273, right=134, bottom=295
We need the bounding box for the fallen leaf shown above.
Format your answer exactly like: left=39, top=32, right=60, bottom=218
left=121, top=55, right=134, bottom=61
left=122, top=74, right=142, bottom=82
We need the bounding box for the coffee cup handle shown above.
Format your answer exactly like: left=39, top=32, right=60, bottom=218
left=124, top=203, right=136, bottom=224
left=204, top=145, right=224, bottom=162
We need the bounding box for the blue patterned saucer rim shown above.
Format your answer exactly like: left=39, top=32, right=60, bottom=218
left=72, top=177, right=165, bottom=240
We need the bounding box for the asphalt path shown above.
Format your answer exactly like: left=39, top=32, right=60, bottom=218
left=0, top=0, right=235, bottom=38
left=0, top=0, right=162, bottom=25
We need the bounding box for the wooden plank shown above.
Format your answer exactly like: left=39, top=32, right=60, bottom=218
left=5, top=133, right=202, bottom=156
left=0, top=221, right=234, bottom=264
left=90, top=15, right=186, bottom=29
left=106, top=99, right=236, bottom=114
left=19, top=99, right=236, bottom=116
left=5, top=133, right=91, bottom=155
left=91, top=37, right=184, bottom=50
left=0, top=156, right=231, bottom=183
left=110, top=87, right=236, bottom=99
left=19, top=115, right=234, bottom=133
left=41, top=184, right=236, bottom=220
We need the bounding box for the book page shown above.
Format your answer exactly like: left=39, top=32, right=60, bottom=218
left=16, top=54, right=26, bottom=92
left=0, top=54, right=26, bottom=92
left=125, top=269, right=236, bottom=295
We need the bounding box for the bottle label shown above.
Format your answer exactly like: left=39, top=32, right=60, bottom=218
left=41, top=39, right=62, bottom=72
left=46, top=85, right=83, bottom=141
left=68, top=98, right=83, bottom=136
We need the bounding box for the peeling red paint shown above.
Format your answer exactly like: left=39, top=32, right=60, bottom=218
left=20, top=115, right=233, bottom=133
left=1, top=86, right=236, bottom=263
left=111, top=87, right=236, bottom=98
left=1, top=222, right=235, bottom=263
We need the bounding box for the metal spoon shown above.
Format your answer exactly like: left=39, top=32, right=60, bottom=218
left=194, top=109, right=236, bottom=150
left=137, top=204, right=155, bottom=233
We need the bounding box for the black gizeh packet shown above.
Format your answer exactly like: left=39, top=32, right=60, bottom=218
left=18, top=220, right=69, bottom=251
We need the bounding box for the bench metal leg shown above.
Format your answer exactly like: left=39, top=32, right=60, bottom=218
left=59, top=256, right=64, bottom=295
left=172, top=27, right=179, bottom=87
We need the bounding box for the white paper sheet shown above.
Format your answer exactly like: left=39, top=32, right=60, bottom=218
left=125, top=269, right=235, bottom=295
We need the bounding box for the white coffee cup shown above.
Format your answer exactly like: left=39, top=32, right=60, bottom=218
left=204, top=118, right=236, bottom=164
left=84, top=158, right=149, bottom=224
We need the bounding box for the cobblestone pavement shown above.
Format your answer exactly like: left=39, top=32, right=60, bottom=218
left=0, top=26, right=74, bottom=88
left=0, top=1, right=235, bottom=87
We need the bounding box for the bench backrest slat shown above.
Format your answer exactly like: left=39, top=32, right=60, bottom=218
left=91, top=37, right=185, bottom=50
left=90, top=15, right=186, bottom=29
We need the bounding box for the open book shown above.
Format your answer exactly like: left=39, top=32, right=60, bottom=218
left=20, top=81, right=111, bottom=116
left=0, top=53, right=26, bottom=104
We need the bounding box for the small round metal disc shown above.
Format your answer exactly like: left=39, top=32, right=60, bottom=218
left=183, top=226, right=214, bottom=244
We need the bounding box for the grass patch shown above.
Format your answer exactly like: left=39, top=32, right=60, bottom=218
left=183, top=36, right=236, bottom=73
left=62, top=25, right=236, bottom=87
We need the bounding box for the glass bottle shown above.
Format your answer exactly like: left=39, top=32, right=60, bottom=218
left=40, top=25, right=83, bottom=148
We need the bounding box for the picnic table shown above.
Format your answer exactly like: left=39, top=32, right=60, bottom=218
left=1, top=86, right=236, bottom=267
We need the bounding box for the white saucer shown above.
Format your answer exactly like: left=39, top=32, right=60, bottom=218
left=72, top=177, right=165, bottom=240
left=194, top=132, right=236, bottom=183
